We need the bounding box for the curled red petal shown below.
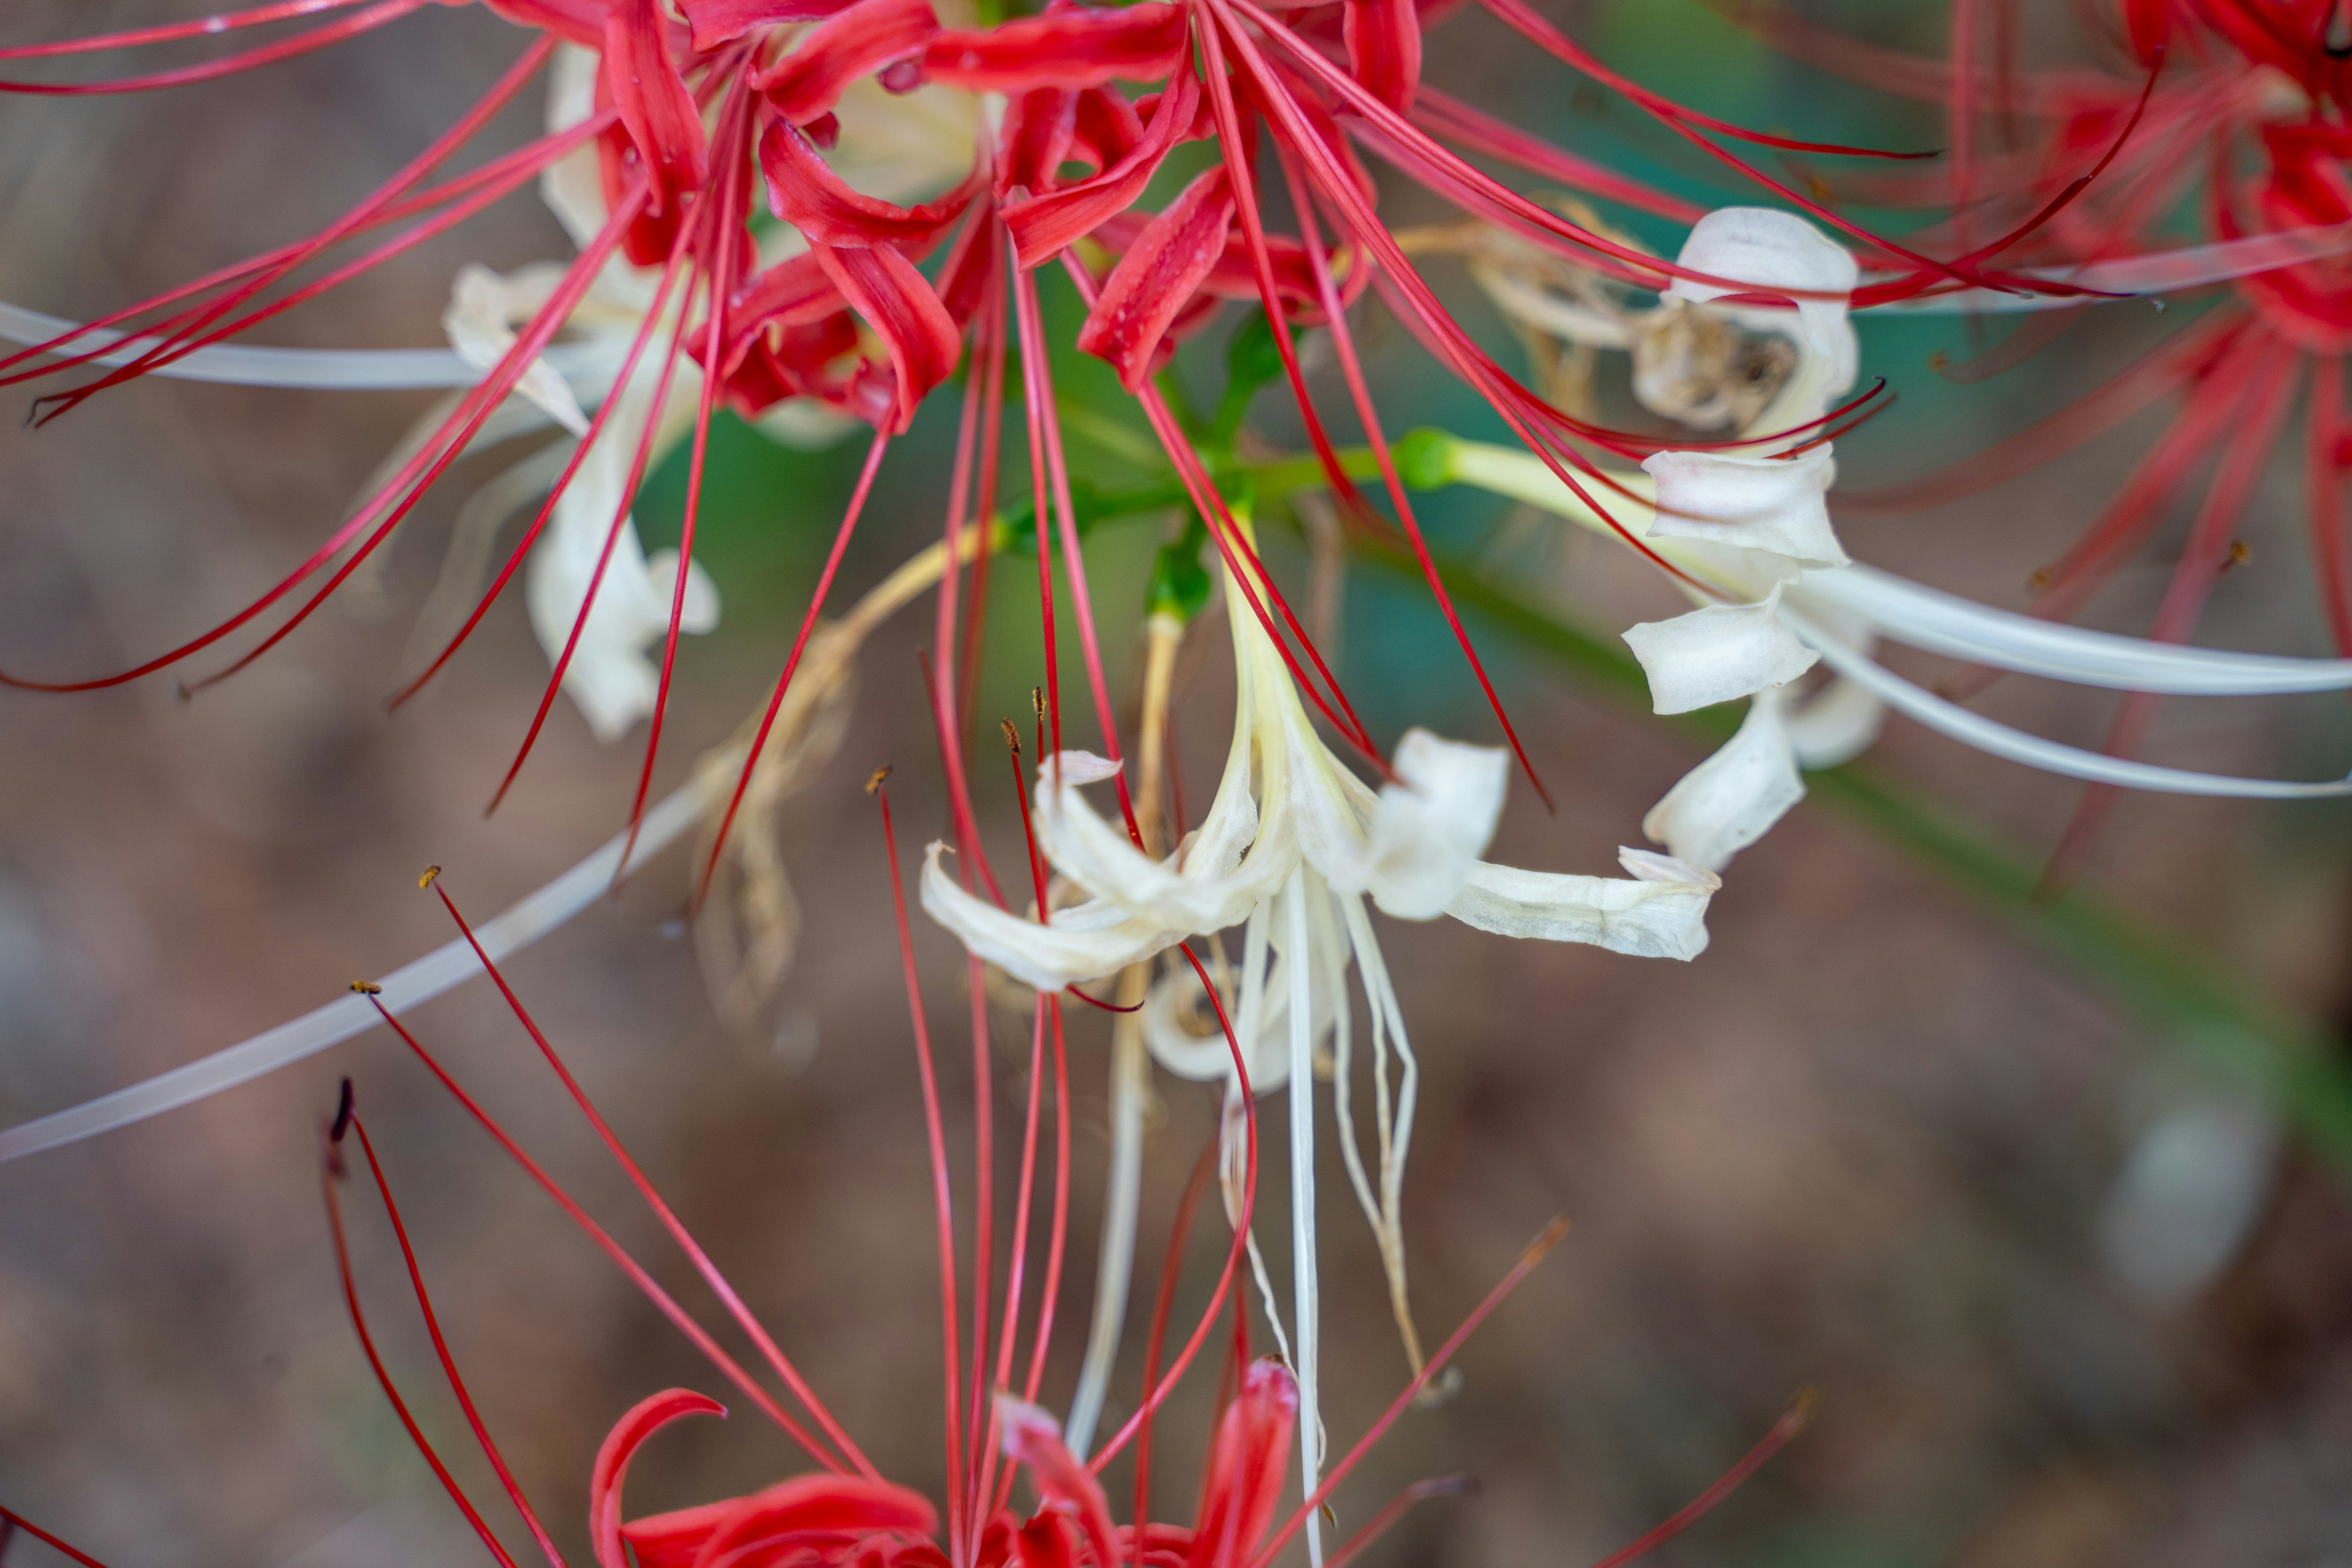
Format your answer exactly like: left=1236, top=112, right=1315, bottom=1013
left=604, top=0, right=709, bottom=216
left=997, top=1396, right=1119, bottom=1568
left=1002, top=70, right=1199, bottom=266
left=624, top=1476, right=938, bottom=1568
left=682, top=0, right=859, bottom=50
left=1343, top=0, right=1420, bottom=113
left=1076, top=166, right=1237, bottom=390
left=1185, top=1360, right=1295, bottom=1568
left=757, top=0, right=940, bottom=124
left=696, top=252, right=864, bottom=415
left=761, top=117, right=979, bottom=249
left=592, top=1389, right=728, bottom=1568
left=814, top=241, right=961, bottom=431
left=935, top=192, right=1001, bottom=326
left=1069, top=85, right=1147, bottom=175
left=1017, top=1515, right=1079, bottom=1568
left=922, top=2, right=1186, bottom=91
left=1001, top=86, right=1081, bottom=194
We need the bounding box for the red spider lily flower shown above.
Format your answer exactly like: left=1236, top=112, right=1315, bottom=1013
left=0, top=0, right=2062, bottom=886
left=1, top=826, right=1809, bottom=1568
left=1734, top=0, right=2352, bottom=886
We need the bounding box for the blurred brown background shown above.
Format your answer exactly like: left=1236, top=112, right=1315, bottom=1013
left=3, top=3, right=2351, bottom=1567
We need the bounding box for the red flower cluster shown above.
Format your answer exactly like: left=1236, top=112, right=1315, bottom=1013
left=0, top=0, right=2012, bottom=886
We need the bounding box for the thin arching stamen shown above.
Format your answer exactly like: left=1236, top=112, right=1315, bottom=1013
left=322, top=1110, right=527, bottom=1568
left=1580, top=1393, right=1816, bottom=1568
left=0, top=0, right=428, bottom=94
left=423, top=880, right=880, bottom=1480
left=360, top=994, right=852, bottom=1469
left=873, top=773, right=971, bottom=1568
left=1088, top=943, right=1259, bottom=1471
left=1245, top=1216, right=1572, bottom=1568
left=341, top=1101, right=571, bottom=1568
left=627, top=72, right=763, bottom=875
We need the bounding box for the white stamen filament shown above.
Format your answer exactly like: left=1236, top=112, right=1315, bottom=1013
left=0, top=771, right=721, bottom=1163
left=0, top=300, right=622, bottom=390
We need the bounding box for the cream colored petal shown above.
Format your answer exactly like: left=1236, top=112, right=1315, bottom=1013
left=1033, top=748, right=1284, bottom=933
left=1642, top=691, right=1806, bottom=870
left=1666, top=207, right=1858, bottom=417
left=1445, top=848, right=1716, bottom=961
left=1316, top=728, right=1507, bottom=919
left=1641, top=447, right=1847, bottom=569
left=541, top=43, right=610, bottom=252
left=1784, top=673, right=1884, bottom=768
left=524, top=385, right=717, bottom=741
left=443, top=263, right=590, bottom=436
left=1623, top=587, right=1819, bottom=715
left=1140, top=888, right=1345, bottom=1089
left=918, top=844, right=1175, bottom=990
left=646, top=548, right=722, bottom=636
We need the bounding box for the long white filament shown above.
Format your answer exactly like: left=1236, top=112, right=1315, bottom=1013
left=1285, top=873, right=1324, bottom=1568
left=1780, top=606, right=2352, bottom=798
left=1793, top=565, right=2352, bottom=695
left=1065, top=1019, right=1147, bottom=1457
left=1443, top=440, right=2352, bottom=698
left=0, top=300, right=621, bottom=391
left=0, top=774, right=718, bottom=1164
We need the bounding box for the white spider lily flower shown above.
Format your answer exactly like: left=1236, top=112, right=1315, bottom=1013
left=1435, top=206, right=2352, bottom=867
left=1664, top=205, right=1860, bottom=439
left=1642, top=447, right=1849, bottom=578
left=524, top=371, right=719, bottom=742
left=1640, top=688, right=1806, bottom=870
left=1623, top=583, right=1819, bottom=717
left=444, top=262, right=594, bottom=437
left=925, top=540, right=1714, bottom=1542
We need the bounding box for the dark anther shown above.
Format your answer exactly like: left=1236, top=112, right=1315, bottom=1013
left=330, top=1077, right=355, bottom=1145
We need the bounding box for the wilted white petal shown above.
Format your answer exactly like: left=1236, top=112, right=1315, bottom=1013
left=1034, top=747, right=1285, bottom=933
left=526, top=386, right=720, bottom=741
left=1667, top=207, right=1858, bottom=415
left=1445, top=849, right=1716, bottom=960
left=1784, top=674, right=1883, bottom=769
left=918, top=844, right=1175, bottom=990
left=1643, top=691, right=1806, bottom=870
left=1317, top=729, right=1507, bottom=919
left=1042, top=750, right=1126, bottom=788
left=1642, top=447, right=1847, bottom=570
left=444, top=263, right=590, bottom=436
left=1140, top=942, right=1338, bottom=1092
left=541, top=43, right=610, bottom=251
left=1624, top=586, right=1819, bottom=715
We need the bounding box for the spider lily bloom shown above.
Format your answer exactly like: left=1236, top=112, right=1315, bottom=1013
left=0, top=840, right=1750, bottom=1568
left=1410, top=206, right=2352, bottom=869
left=1725, top=0, right=2352, bottom=881
left=923, top=514, right=1716, bottom=1544
left=0, top=0, right=2044, bottom=850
